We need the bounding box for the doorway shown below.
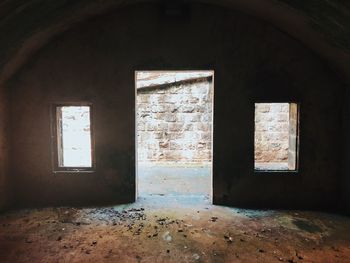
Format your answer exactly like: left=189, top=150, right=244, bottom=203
left=135, top=71, right=214, bottom=204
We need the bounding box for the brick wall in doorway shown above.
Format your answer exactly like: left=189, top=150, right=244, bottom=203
left=136, top=72, right=213, bottom=164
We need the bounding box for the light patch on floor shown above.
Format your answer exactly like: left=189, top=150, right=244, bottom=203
left=137, top=164, right=211, bottom=204
left=255, top=162, right=289, bottom=171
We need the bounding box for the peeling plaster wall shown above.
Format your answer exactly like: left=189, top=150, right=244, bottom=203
left=9, top=3, right=344, bottom=210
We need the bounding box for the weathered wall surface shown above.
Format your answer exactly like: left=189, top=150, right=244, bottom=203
left=8, top=3, right=344, bottom=210
left=0, top=85, right=10, bottom=211
left=1, top=0, right=350, bottom=90
left=137, top=78, right=213, bottom=164
left=342, top=87, right=350, bottom=214
left=254, top=103, right=289, bottom=164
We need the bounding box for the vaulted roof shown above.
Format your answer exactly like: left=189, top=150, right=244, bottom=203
left=0, top=0, right=349, bottom=85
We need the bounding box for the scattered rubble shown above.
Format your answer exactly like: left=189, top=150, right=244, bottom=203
left=0, top=206, right=349, bottom=262
left=210, top=216, right=218, bottom=222
left=162, top=231, right=172, bottom=242
left=224, top=235, right=233, bottom=243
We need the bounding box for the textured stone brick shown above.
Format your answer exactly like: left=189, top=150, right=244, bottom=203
left=170, top=142, right=183, bottom=150
left=169, top=133, right=183, bottom=140
left=197, top=123, right=210, bottom=131
left=158, top=123, right=168, bottom=130
left=201, top=132, right=211, bottom=140
left=189, top=96, right=200, bottom=104
left=163, top=113, right=176, bottom=122
left=255, top=103, right=291, bottom=164
left=197, top=142, right=206, bottom=150
left=146, top=123, right=157, bottom=131
left=258, top=104, right=270, bottom=113
left=151, top=105, right=166, bottom=113
left=138, top=122, right=146, bottom=131
left=139, top=95, right=150, bottom=103
left=184, top=124, right=193, bottom=131
left=137, top=76, right=213, bottom=163
left=176, top=113, right=185, bottom=122
left=159, top=141, right=169, bottom=149
left=201, top=114, right=211, bottom=122
left=183, top=143, right=196, bottom=150
left=182, top=105, right=195, bottom=113
left=169, top=123, right=184, bottom=131
left=154, top=132, right=165, bottom=140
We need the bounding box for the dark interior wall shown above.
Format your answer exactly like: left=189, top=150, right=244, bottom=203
left=9, top=3, right=344, bottom=209
left=342, top=87, right=350, bottom=214
left=0, top=85, right=10, bottom=211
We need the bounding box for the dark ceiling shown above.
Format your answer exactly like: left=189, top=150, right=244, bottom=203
left=0, top=0, right=349, bottom=85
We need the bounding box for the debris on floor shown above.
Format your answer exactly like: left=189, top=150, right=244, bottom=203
left=0, top=199, right=350, bottom=262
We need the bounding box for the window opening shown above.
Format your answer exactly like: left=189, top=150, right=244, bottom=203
left=254, top=103, right=299, bottom=171
left=53, top=105, right=93, bottom=171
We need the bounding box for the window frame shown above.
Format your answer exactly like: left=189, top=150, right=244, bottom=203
left=253, top=101, right=300, bottom=174
left=51, top=102, right=95, bottom=173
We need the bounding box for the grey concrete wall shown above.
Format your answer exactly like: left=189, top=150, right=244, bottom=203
left=8, top=3, right=344, bottom=210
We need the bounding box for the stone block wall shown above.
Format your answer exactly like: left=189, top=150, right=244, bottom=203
left=254, top=103, right=290, bottom=164
left=288, top=103, right=298, bottom=170
left=137, top=74, right=213, bottom=164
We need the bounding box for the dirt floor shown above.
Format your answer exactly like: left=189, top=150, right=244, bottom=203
left=0, top=195, right=350, bottom=263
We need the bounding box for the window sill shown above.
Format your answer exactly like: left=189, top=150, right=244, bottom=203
left=53, top=170, right=96, bottom=174
left=254, top=170, right=299, bottom=175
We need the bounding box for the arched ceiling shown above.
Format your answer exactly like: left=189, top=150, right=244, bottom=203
left=0, top=0, right=349, bottom=85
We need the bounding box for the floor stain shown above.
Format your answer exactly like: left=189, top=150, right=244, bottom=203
left=292, top=219, right=323, bottom=233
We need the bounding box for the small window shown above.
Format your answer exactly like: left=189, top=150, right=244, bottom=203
left=254, top=103, right=299, bottom=171
left=52, top=105, right=94, bottom=172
